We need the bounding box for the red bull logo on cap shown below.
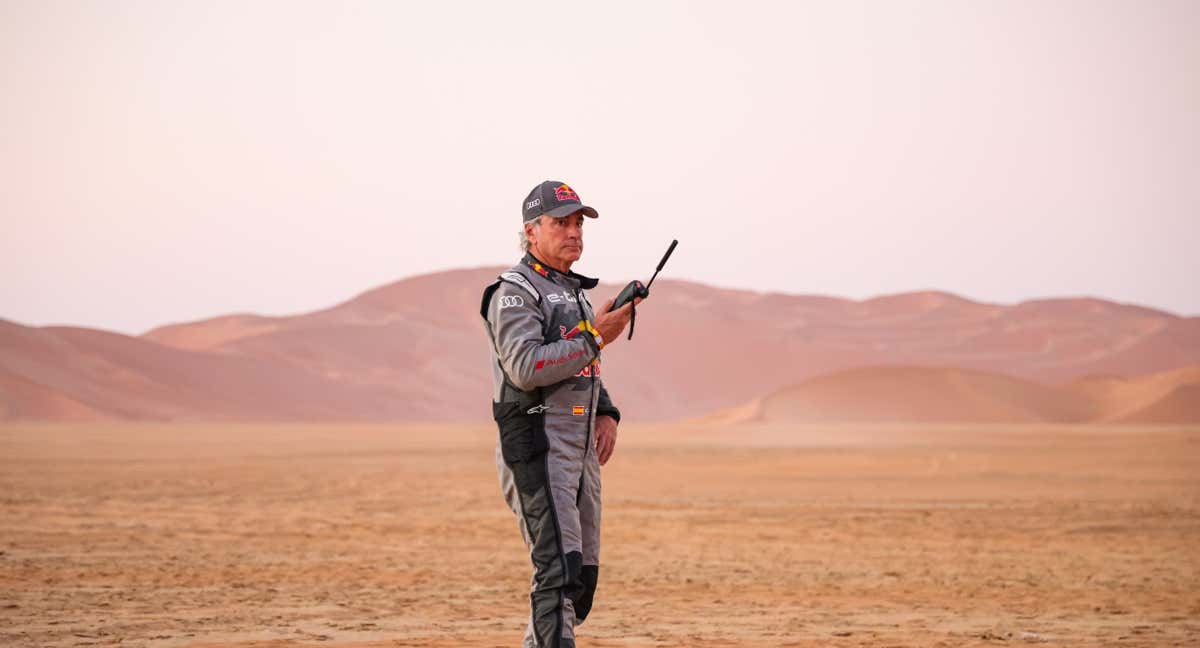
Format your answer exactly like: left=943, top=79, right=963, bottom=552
left=554, top=184, right=580, bottom=203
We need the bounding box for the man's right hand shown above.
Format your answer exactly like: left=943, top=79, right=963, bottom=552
left=592, top=297, right=642, bottom=347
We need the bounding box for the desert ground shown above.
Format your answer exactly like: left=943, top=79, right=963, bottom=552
left=1, top=421, right=1197, bottom=647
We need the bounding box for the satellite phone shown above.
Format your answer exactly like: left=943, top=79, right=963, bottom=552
left=606, top=239, right=678, bottom=340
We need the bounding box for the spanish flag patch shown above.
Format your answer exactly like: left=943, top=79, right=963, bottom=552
left=572, top=405, right=587, bottom=416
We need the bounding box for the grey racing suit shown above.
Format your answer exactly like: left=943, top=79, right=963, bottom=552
left=480, top=252, right=621, bottom=648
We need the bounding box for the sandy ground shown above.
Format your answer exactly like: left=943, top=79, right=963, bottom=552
left=1, top=421, right=1198, bottom=648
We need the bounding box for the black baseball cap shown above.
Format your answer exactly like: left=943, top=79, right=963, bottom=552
left=522, top=180, right=600, bottom=223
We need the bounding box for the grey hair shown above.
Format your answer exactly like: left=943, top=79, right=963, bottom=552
left=519, top=217, right=542, bottom=252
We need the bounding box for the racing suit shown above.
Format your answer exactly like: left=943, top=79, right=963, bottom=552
left=480, top=252, right=621, bottom=648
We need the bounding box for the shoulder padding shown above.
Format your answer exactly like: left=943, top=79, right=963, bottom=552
left=499, top=271, right=541, bottom=302
left=480, top=271, right=544, bottom=320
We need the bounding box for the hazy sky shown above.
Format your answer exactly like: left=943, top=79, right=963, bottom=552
left=3, top=1, right=1198, bottom=335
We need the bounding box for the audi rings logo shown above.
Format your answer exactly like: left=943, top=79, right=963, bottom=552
left=499, top=295, right=524, bottom=309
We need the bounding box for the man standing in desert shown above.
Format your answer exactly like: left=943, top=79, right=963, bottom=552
left=480, top=180, right=638, bottom=648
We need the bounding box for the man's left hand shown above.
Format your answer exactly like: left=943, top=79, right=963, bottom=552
left=595, top=415, right=618, bottom=466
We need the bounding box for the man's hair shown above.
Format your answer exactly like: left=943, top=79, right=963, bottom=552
left=519, top=216, right=543, bottom=252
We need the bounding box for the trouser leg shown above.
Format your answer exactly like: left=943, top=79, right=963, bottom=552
left=498, top=439, right=585, bottom=648
left=521, top=618, right=536, bottom=648
left=575, top=443, right=601, bottom=623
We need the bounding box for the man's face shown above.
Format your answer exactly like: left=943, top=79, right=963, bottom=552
left=528, top=212, right=585, bottom=269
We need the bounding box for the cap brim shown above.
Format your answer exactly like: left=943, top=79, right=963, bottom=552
left=544, top=204, right=599, bottom=219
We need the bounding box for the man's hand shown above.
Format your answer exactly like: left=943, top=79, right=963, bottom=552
left=594, top=415, right=618, bottom=465
left=593, top=296, right=643, bottom=346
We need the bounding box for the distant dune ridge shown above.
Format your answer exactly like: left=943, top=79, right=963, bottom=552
left=2, top=267, right=1199, bottom=423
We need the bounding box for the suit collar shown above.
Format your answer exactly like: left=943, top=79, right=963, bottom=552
left=522, top=252, right=599, bottom=290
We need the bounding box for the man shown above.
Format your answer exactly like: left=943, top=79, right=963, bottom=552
left=479, top=180, right=638, bottom=648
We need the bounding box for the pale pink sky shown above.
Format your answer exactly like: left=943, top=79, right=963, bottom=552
left=3, top=1, right=1198, bottom=335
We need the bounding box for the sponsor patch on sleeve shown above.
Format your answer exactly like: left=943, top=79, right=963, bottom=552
left=534, top=349, right=587, bottom=371
left=574, top=361, right=600, bottom=377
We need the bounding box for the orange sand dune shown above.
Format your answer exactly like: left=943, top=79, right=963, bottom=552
left=142, top=314, right=283, bottom=352
left=1067, top=366, right=1200, bottom=422
left=0, top=320, right=413, bottom=422
left=4, top=268, right=1200, bottom=423
left=712, top=365, right=1093, bottom=424
left=709, top=364, right=1200, bottom=425
left=0, top=369, right=113, bottom=421
left=1115, top=383, right=1200, bottom=423
left=132, top=269, right=1200, bottom=425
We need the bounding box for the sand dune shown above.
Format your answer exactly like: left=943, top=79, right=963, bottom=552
left=708, top=364, right=1200, bottom=425
left=1068, top=366, right=1200, bottom=422
left=0, top=320, right=412, bottom=422
left=0, top=369, right=111, bottom=421
left=3, top=268, right=1199, bottom=423
left=707, top=365, right=1088, bottom=424
left=1115, top=383, right=1200, bottom=423
left=142, top=314, right=283, bottom=352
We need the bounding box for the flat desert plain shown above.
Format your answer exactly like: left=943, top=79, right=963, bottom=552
left=1, top=421, right=1197, bottom=647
